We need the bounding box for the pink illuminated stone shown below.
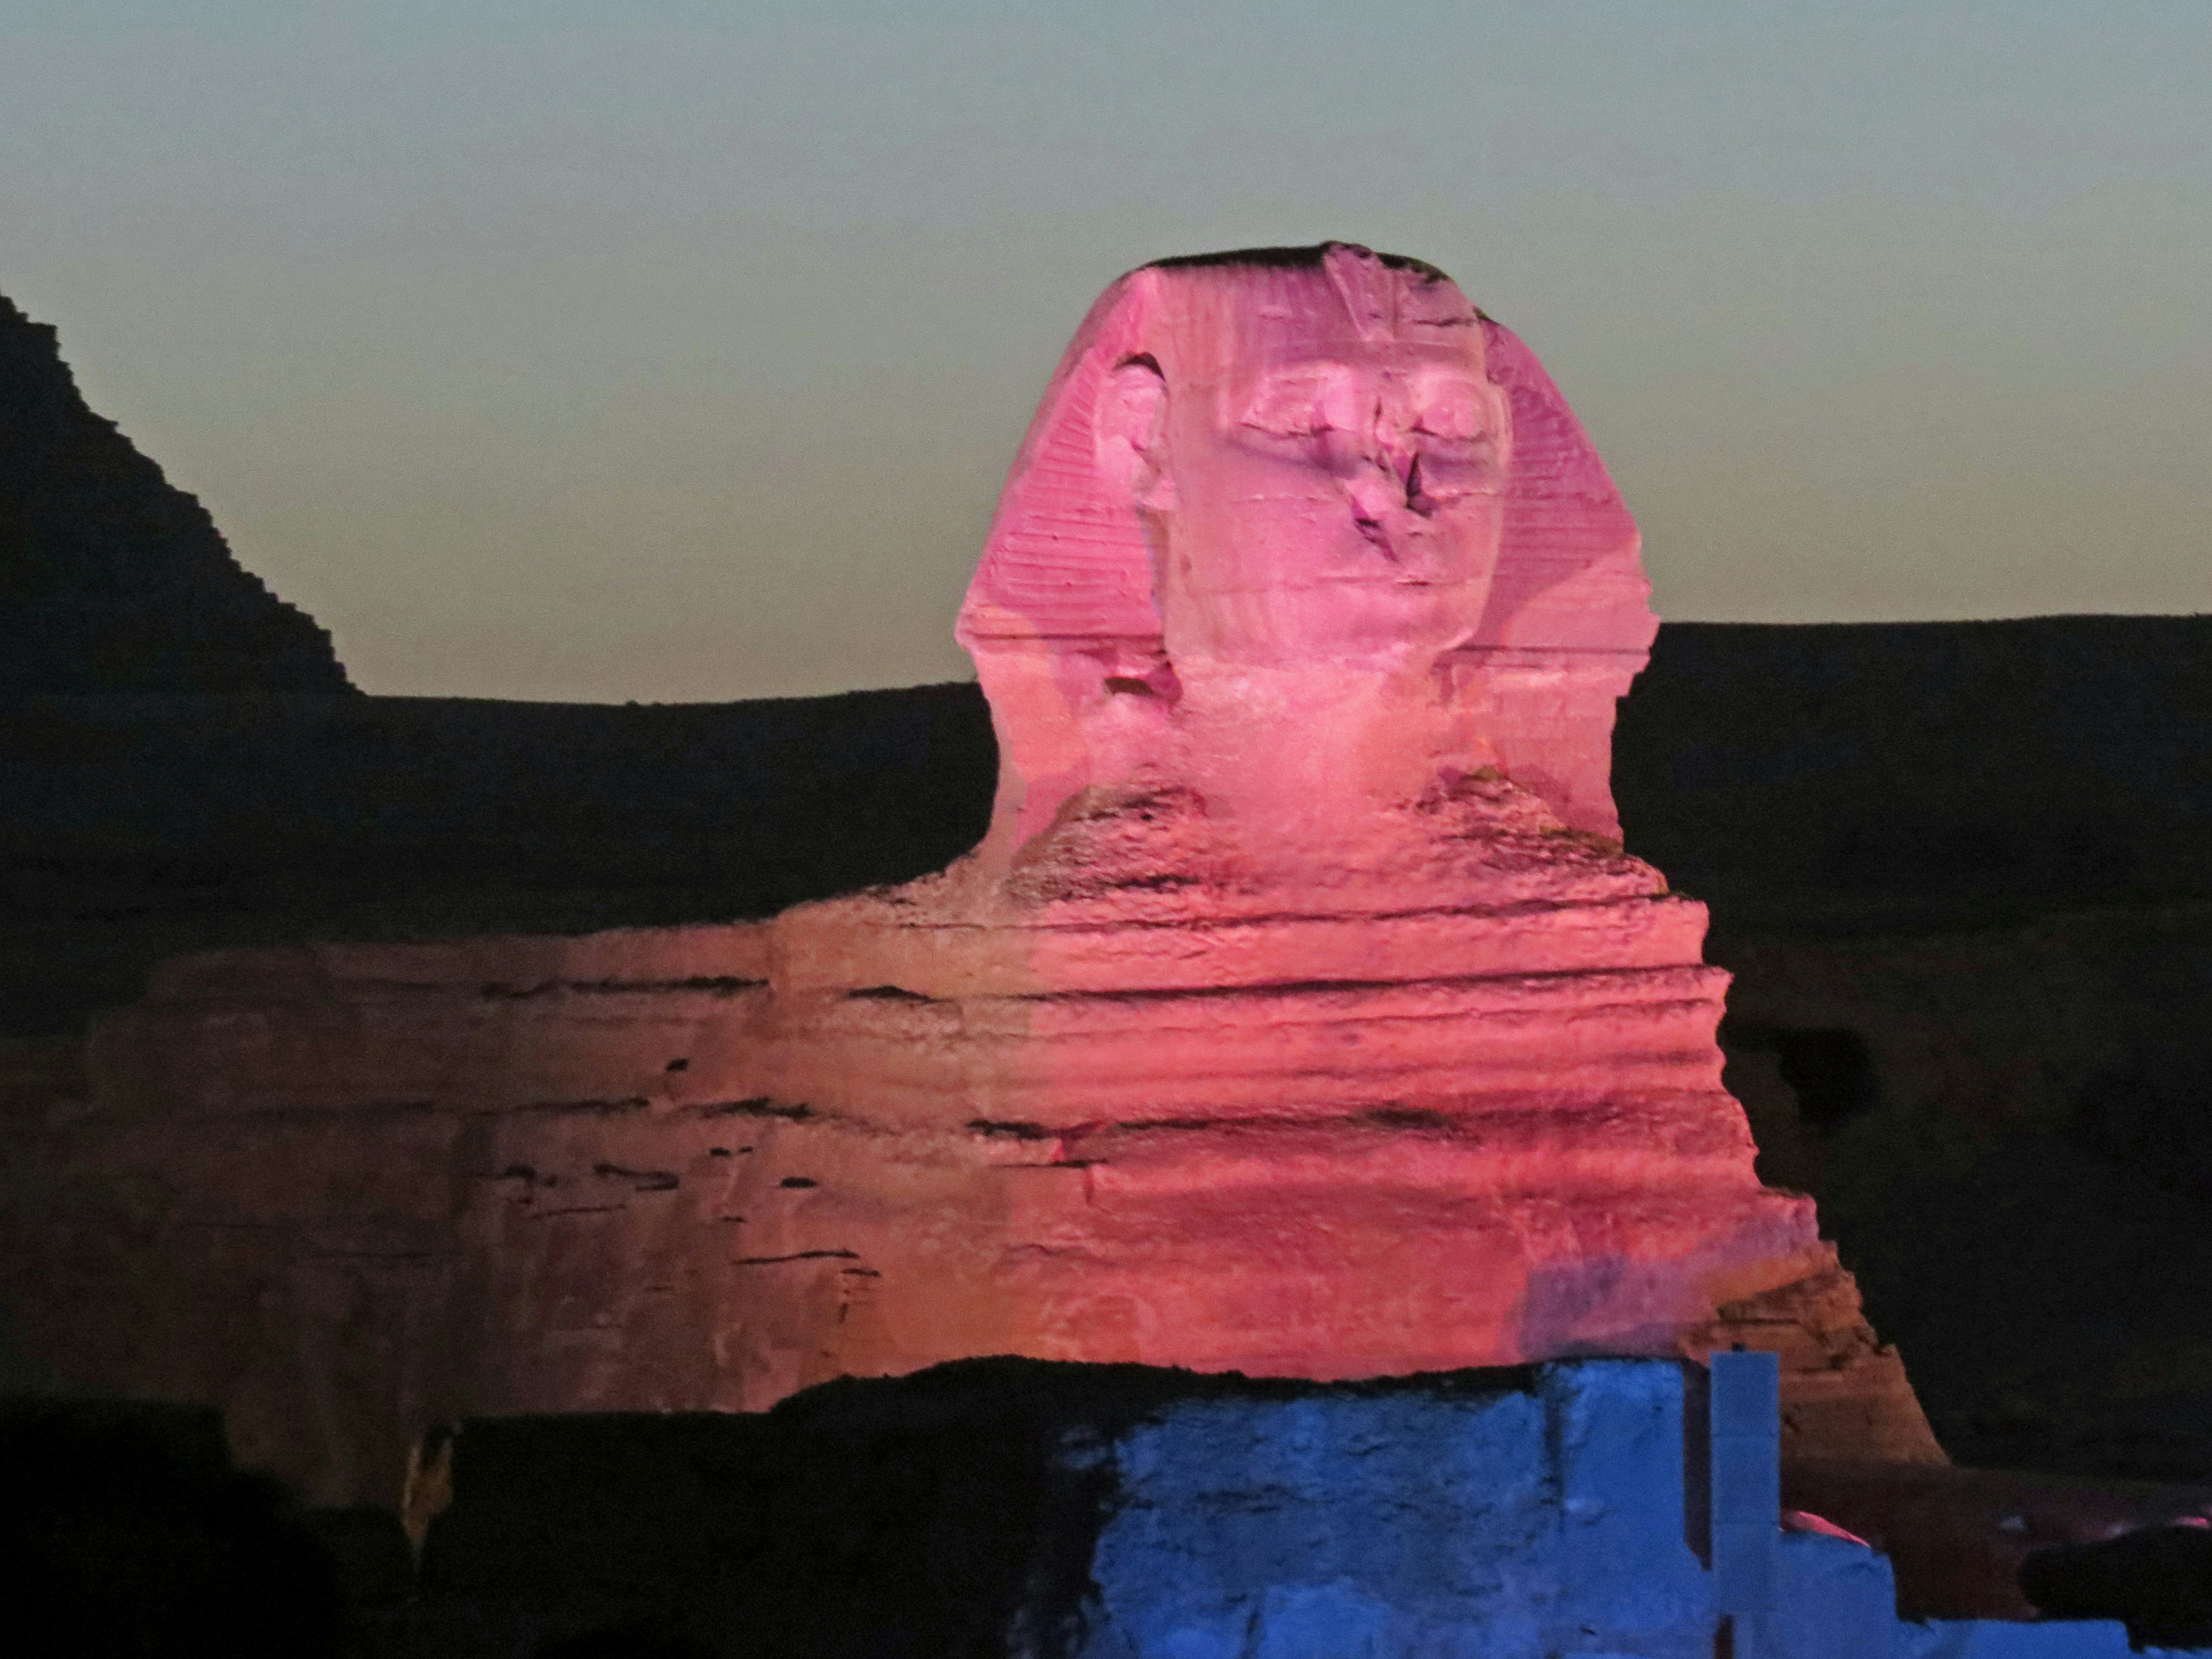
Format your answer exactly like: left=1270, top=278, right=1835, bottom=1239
left=718, top=249, right=1939, bottom=1457
left=961, top=244, right=1651, bottom=857
left=26, top=246, right=1942, bottom=1502
left=1784, top=1511, right=1873, bottom=1548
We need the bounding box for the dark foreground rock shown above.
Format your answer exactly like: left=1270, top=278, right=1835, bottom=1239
left=0, top=1398, right=350, bottom=1657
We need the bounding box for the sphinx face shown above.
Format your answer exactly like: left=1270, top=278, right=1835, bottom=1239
left=1150, top=265, right=1510, bottom=672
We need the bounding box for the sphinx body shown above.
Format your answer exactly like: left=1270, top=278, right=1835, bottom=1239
left=13, top=248, right=1941, bottom=1503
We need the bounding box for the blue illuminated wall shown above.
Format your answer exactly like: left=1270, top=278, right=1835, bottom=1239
left=1062, top=1358, right=2158, bottom=1659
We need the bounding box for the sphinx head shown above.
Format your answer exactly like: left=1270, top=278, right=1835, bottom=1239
left=965, top=244, right=1507, bottom=677
left=959, top=243, right=1648, bottom=854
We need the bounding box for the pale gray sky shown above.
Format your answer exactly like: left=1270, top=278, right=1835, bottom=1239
left=5, top=1, right=2207, bottom=700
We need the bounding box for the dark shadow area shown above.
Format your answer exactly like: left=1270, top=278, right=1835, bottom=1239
left=1719, top=1020, right=1878, bottom=1132
left=1612, top=616, right=2212, bottom=932
left=2071, top=1067, right=2212, bottom=1207
left=1612, top=616, right=2212, bottom=1483
left=1819, top=1134, right=2212, bottom=1481
left=0, top=685, right=996, bottom=1036
left=2021, top=1522, right=2212, bottom=1649
left=1785, top=1459, right=2212, bottom=1628
left=0, top=1399, right=351, bottom=1658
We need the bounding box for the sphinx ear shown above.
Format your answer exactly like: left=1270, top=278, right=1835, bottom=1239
left=1094, top=355, right=1173, bottom=510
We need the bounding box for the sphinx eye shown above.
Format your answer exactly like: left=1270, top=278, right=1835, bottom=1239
left=1413, top=387, right=1491, bottom=442
left=1240, top=376, right=1334, bottom=438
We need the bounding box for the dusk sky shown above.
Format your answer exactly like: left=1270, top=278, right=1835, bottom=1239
left=5, top=1, right=2207, bottom=702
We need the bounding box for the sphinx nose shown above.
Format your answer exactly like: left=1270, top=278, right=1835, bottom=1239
left=1383, top=441, right=1425, bottom=503
left=1343, top=463, right=1408, bottom=524
left=1345, top=443, right=1428, bottom=519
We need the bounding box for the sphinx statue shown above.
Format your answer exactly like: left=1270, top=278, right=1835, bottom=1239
left=22, top=245, right=1942, bottom=1503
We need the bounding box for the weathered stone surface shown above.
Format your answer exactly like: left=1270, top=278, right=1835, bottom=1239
left=5, top=247, right=1940, bottom=1501
left=0, top=289, right=350, bottom=694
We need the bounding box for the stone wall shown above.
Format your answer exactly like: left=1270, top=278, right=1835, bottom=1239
left=403, top=1358, right=1872, bottom=1658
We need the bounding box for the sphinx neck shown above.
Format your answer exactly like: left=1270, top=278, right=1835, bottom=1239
left=1164, top=657, right=1479, bottom=845
left=965, top=642, right=1502, bottom=882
